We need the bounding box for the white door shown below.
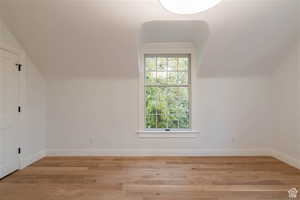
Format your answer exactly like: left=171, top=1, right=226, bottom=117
left=0, top=49, right=20, bottom=179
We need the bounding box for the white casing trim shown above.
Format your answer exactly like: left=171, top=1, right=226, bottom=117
left=15, top=148, right=300, bottom=170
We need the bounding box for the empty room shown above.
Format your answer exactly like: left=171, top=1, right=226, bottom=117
left=0, top=0, right=299, bottom=199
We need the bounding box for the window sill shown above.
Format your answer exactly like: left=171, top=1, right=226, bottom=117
left=136, top=130, right=199, bottom=138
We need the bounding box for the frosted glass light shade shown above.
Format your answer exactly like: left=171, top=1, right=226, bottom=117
left=160, top=0, right=222, bottom=14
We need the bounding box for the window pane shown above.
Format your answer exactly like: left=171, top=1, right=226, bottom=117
left=166, top=87, right=179, bottom=114
left=177, top=72, right=188, bottom=85
left=146, top=115, right=156, bottom=128
left=168, top=117, right=179, bottom=129
left=177, top=112, right=190, bottom=128
left=157, top=57, right=167, bottom=71
left=157, top=114, right=168, bottom=128
left=177, top=87, right=189, bottom=100
left=178, top=57, right=188, bottom=71
left=157, top=87, right=168, bottom=115
left=177, top=88, right=189, bottom=113
left=157, top=72, right=167, bottom=85
left=167, top=87, right=189, bottom=101
left=145, top=72, right=156, bottom=85
left=145, top=87, right=157, bottom=115
left=145, top=57, right=156, bottom=71
left=168, top=57, right=177, bottom=71
left=168, top=72, right=177, bottom=85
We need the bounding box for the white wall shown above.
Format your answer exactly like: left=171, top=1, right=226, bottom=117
left=272, top=40, right=300, bottom=167
left=45, top=22, right=275, bottom=155
left=0, top=19, right=46, bottom=167
left=46, top=74, right=273, bottom=155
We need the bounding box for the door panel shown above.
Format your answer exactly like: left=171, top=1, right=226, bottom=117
left=0, top=49, right=20, bottom=179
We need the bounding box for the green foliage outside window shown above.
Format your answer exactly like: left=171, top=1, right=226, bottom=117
left=145, top=55, right=190, bottom=129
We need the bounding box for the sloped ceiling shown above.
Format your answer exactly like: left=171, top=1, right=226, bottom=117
left=0, top=0, right=299, bottom=79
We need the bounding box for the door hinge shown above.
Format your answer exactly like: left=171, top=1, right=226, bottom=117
left=18, top=148, right=21, bottom=154
left=18, top=106, right=21, bottom=113
left=16, top=64, right=22, bottom=71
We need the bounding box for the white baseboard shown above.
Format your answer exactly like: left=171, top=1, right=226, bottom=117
left=46, top=148, right=271, bottom=157
left=270, top=149, right=300, bottom=170
left=18, top=148, right=300, bottom=170
left=19, top=150, right=46, bottom=169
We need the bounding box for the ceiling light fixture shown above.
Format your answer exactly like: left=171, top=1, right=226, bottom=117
left=160, top=0, right=222, bottom=14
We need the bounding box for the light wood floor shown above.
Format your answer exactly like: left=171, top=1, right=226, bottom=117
left=0, top=156, right=300, bottom=200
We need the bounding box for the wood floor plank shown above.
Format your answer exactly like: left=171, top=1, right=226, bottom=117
left=0, top=156, right=299, bottom=200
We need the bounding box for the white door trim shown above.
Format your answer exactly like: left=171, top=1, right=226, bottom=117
left=0, top=42, right=25, bottom=172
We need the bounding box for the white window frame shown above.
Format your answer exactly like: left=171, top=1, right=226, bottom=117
left=137, top=43, right=199, bottom=138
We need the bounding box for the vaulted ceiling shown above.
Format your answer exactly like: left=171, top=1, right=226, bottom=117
left=0, top=0, right=299, bottom=79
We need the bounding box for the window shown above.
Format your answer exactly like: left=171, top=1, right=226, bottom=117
left=144, top=54, right=191, bottom=130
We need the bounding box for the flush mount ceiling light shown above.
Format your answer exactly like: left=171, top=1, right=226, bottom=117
left=160, top=0, right=222, bottom=14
